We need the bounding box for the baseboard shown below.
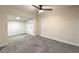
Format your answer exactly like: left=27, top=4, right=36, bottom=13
left=26, top=33, right=37, bottom=36
left=0, top=41, right=9, bottom=48
left=8, top=33, right=27, bottom=37
left=40, top=34, right=79, bottom=47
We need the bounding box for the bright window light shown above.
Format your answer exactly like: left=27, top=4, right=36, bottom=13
left=16, top=17, right=20, bottom=20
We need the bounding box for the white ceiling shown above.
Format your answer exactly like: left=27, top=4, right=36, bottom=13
left=6, top=5, right=79, bottom=21
left=8, top=15, right=33, bottom=22
left=4, top=5, right=75, bottom=13
left=4, top=5, right=36, bottom=14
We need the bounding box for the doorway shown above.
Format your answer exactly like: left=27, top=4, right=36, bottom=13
left=7, top=15, right=34, bottom=41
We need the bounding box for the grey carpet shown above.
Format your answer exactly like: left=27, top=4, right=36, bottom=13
left=0, top=34, right=79, bottom=53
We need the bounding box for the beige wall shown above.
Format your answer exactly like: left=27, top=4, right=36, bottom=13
left=38, top=6, right=79, bottom=46
left=0, top=8, right=8, bottom=47
left=34, top=15, right=39, bottom=35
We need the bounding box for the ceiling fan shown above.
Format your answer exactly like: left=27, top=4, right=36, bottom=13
left=32, top=5, right=53, bottom=13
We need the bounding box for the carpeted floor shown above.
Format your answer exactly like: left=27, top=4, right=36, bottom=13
left=0, top=34, right=79, bottom=53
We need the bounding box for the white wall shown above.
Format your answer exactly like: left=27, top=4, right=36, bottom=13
left=8, top=21, right=26, bottom=36
left=25, top=20, right=34, bottom=35
left=38, top=6, right=79, bottom=46
left=8, top=20, right=34, bottom=36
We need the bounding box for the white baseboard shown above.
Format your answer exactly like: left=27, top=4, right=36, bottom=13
left=26, top=33, right=37, bottom=36
left=8, top=33, right=26, bottom=37
left=40, top=34, right=79, bottom=47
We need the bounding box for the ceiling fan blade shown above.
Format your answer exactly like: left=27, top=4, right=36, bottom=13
left=32, top=5, right=40, bottom=9
left=42, top=9, right=52, bottom=11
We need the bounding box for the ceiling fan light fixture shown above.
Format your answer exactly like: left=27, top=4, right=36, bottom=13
left=16, top=17, right=20, bottom=20
left=38, top=10, right=43, bottom=13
